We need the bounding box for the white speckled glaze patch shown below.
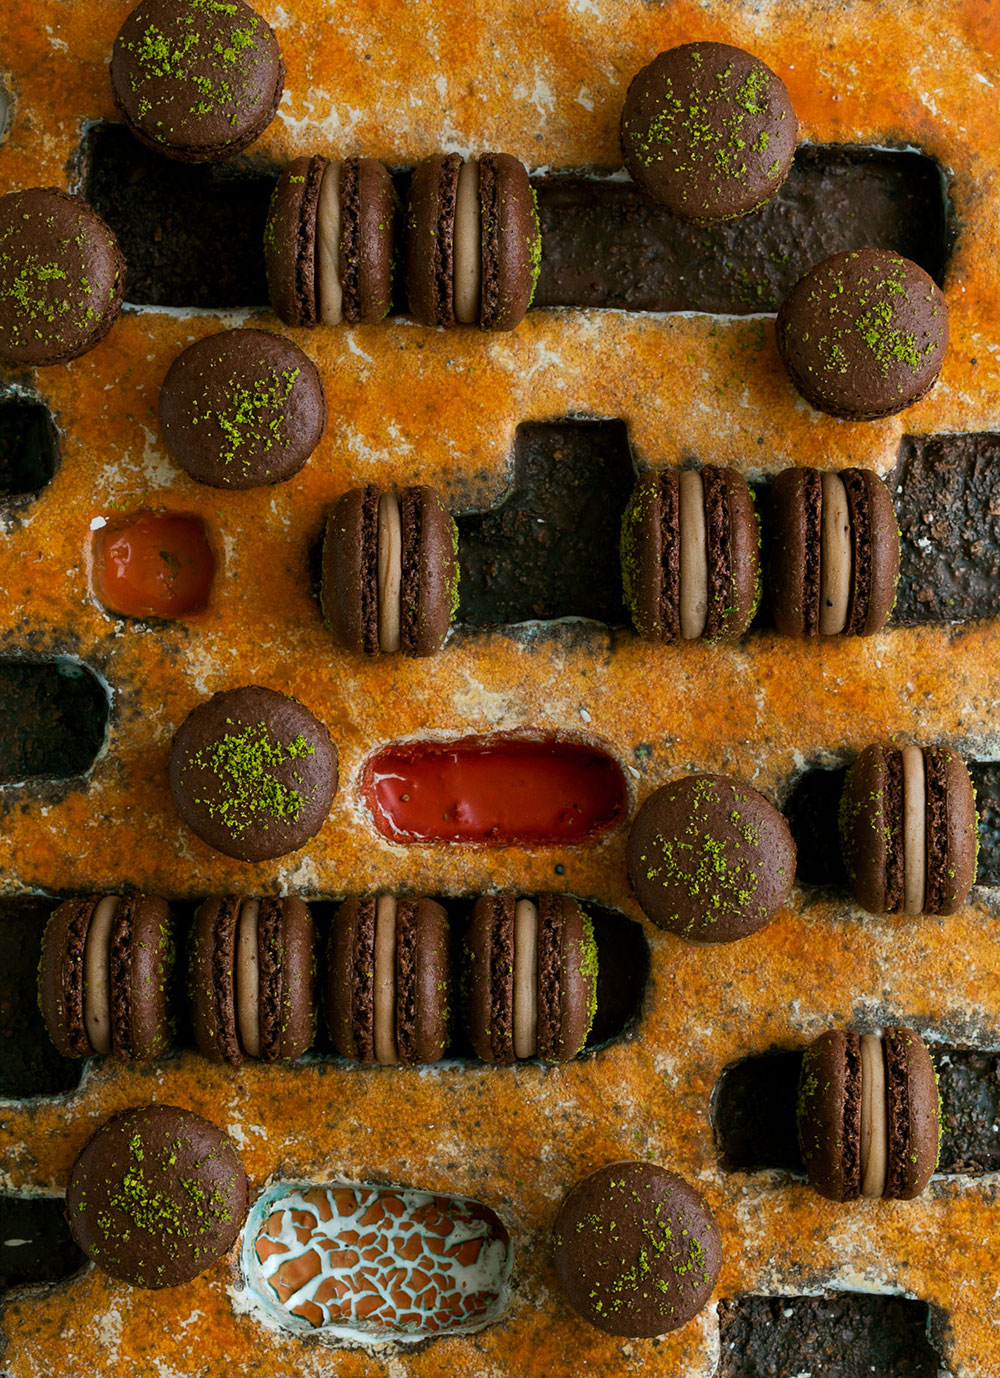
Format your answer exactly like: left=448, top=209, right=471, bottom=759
left=241, top=1182, right=512, bottom=1343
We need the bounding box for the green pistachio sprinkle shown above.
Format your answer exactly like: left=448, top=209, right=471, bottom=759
left=188, top=718, right=316, bottom=839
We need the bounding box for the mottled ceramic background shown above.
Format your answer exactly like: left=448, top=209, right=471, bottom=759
left=0, top=0, right=999, bottom=1374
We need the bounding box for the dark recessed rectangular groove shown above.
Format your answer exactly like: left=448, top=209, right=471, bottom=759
left=80, top=125, right=950, bottom=313
left=0, top=659, right=109, bottom=785
left=0, top=898, right=83, bottom=1100
left=716, top=1294, right=944, bottom=1378
left=0, top=397, right=59, bottom=504
left=0, top=1195, right=84, bottom=1290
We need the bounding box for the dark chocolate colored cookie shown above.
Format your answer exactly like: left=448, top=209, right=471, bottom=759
left=620, top=43, right=797, bottom=223
left=110, top=0, right=284, bottom=163
left=627, top=773, right=796, bottom=942
left=189, top=895, right=317, bottom=1063
left=66, top=1104, right=249, bottom=1287
left=159, top=328, right=326, bottom=489
left=776, top=248, right=948, bottom=420
left=170, top=685, right=338, bottom=862
left=0, top=188, right=124, bottom=367
left=552, top=1160, right=722, bottom=1335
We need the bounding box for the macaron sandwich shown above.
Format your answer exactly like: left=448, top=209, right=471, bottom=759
left=405, top=153, right=541, bottom=330
left=463, top=893, right=598, bottom=1063
left=797, top=1026, right=939, bottom=1201
left=325, top=895, right=451, bottom=1065
left=265, top=155, right=397, bottom=326
left=321, top=483, right=459, bottom=657
left=839, top=742, right=978, bottom=916
left=621, top=466, right=761, bottom=642
left=38, top=894, right=174, bottom=1061
left=189, top=896, right=318, bottom=1063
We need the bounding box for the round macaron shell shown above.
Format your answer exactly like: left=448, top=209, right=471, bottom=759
left=322, top=484, right=379, bottom=655
left=258, top=896, right=316, bottom=1060
left=405, top=153, right=462, bottom=326
left=924, top=744, right=978, bottom=914
left=537, top=894, right=597, bottom=1062
left=400, top=485, right=459, bottom=657
left=703, top=465, right=761, bottom=640
left=324, top=895, right=377, bottom=1062
left=38, top=898, right=99, bottom=1058
left=265, top=155, right=325, bottom=326
left=110, top=0, right=284, bottom=163
left=159, top=328, right=327, bottom=490
left=552, top=1160, right=722, bottom=1336
left=884, top=1027, right=940, bottom=1198
left=842, top=467, right=900, bottom=635
left=395, top=897, right=451, bottom=1064
left=116, top=894, right=174, bottom=1062
left=621, top=470, right=681, bottom=642
left=463, top=894, right=516, bottom=1064
left=190, top=897, right=244, bottom=1064
left=839, top=744, right=904, bottom=914
left=66, top=1104, right=249, bottom=1288
left=797, top=1029, right=862, bottom=1201
left=766, top=466, right=822, bottom=636
left=340, top=156, right=397, bottom=324
left=0, top=188, right=124, bottom=368
left=479, top=152, right=539, bottom=331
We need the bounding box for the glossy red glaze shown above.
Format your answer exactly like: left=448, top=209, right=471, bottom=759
left=92, top=511, right=215, bottom=619
left=363, top=735, right=627, bottom=844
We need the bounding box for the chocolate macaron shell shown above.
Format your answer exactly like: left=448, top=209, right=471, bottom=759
left=924, top=745, right=978, bottom=914
left=321, top=484, right=380, bottom=656
left=400, top=486, right=459, bottom=657
left=66, top=1104, right=248, bottom=1289
left=38, top=897, right=99, bottom=1058
left=796, top=1030, right=862, bottom=1202
left=884, top=1028, right=939, bottom=1199
left=463, top=894, right=516, bottom=1064
left=265, top=896, right=317, bottom=1060
left=479, top=152, right=539, bottom=331
left=341, top=156, right=397, bottom=324
left=620, top=471, right=680, bottom=643
left=325, top=896, right=377, bottom=1062
left=121, top=895, right=174, bottom=1062
left=552, top=1160, right=722, bottom=1336
left=766, top=467, right=822, bottom=637
left=776, top=248, right=949, bottom=421
left=839, top=744, right=904, bottom=914
left=111, top=0, right=284, bottom=164
left=0, top=188, right=125, bottom=368
left=265, top=155, right=326, bottom=327
left=702, top=465, right=760, bottom=640
left=190, top=897, right=243, bottom=1065
left=536, top=895, right=598, bottom=1062
left=395, top=897, right=451, bottom=1064
left=842, top=468, right=900, bottom=635
left=405, top=153, right=462, bottom=326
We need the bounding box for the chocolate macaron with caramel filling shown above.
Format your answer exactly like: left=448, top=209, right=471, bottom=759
left=265, top=155, right=397, bottom=326
left=462, top=893, right=598, bottom=1063
left=321, top=483, right=459, bottom=657
left=839, top=742, right=978, bottom=916
left=621, top=466, right=761, bottom=643
left=38, top=894, right=174, bottom=1061
left=797, top=1026, right=940, bottom=1201
left=767, top=466, right=899, bottom=636
left=324, top=895, right=451, bottom=1065
left=189, top=896, right=317, bottom=1064
left=405, top=153, right=540, bottom=330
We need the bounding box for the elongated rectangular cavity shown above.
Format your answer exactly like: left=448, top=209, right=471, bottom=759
left=362, top=734, right=627, bottom=845
left=534, top=146, right=949, bottom=313
left=0, top=397, right=59, bottom=503
left=970, top=762, right=1000, bottom=886
left=0, top=659, right=109, bottom=785
left=0, top=1195, right=84, bottom=1287
left=716, top=1293, right=944, bottom=1378
left=892, top=432, right=1000, bottom=624
left=0, top=898, right=83, bottom=1100
left=242, top=1182, right=511, bottom=1342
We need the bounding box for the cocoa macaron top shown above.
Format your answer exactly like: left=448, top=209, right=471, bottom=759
left=159, top=328, right=326, bottom=489
left=66, top=1104, right=249, bottom=1288
left=110, top=0, right=284, bottom=163
left=0, top=188, right=125, bottom=368
left=552, top=1160, right=722, bottom=1336
left=627, top=773, right=796, bottom=942
left=620, top=42, right=797, bottom=224
left=170, top=685, right=338, bottom=862
left=776, top=248, right=948, bottom=421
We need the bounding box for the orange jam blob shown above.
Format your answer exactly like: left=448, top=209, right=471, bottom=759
left=92, top=511, right=215, bottom=619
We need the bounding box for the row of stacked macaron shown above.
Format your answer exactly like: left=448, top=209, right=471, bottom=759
left=39, top=890, right=600, bottom=1068
left=59, top=1011, right=943, bottom=1334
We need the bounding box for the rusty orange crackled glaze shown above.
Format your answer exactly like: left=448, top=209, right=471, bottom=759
left=1, top=0, right=1000, bottom=1375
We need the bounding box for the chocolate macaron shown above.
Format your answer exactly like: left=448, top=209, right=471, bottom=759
left=110, top=0, right=284, bottom=163
left=620, top=43, right=797, bottom=224
left=38, top=893, right=173, bottom=1061
left=265, top=155, right=397, bottom=326
left=190, top=895, right=316, bottom=1063
left=405, top=153, right=540, bottom=330
left=66, top=1104, right=249, bottom=1287
left=776, top=249, right=948, bottom=421
left=170, top=685, right=338, bottom=862
left=324, top=895, right=451, bottom=1065
left=839, top=742, right=978, bottom=916
left=321, top=483, right=459, bottom=657
left=621, top=466, right=761, bottom=642
left=766, top=466, right=899, bottom=637
left=552, top=1161, right=722, bottom=1336
left=462, top=893, right=598, bottom=1063
left=0, top=188, right=124, bottom=368
left=159, top=328, right=326, bottom=489
left=627, top=774, right=796, bottom=942
left=797, top=1027, right=939, bottom=1201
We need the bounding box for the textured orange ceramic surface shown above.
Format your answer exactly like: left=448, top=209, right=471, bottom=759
left=1, top=0, right=999, bottom=1374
